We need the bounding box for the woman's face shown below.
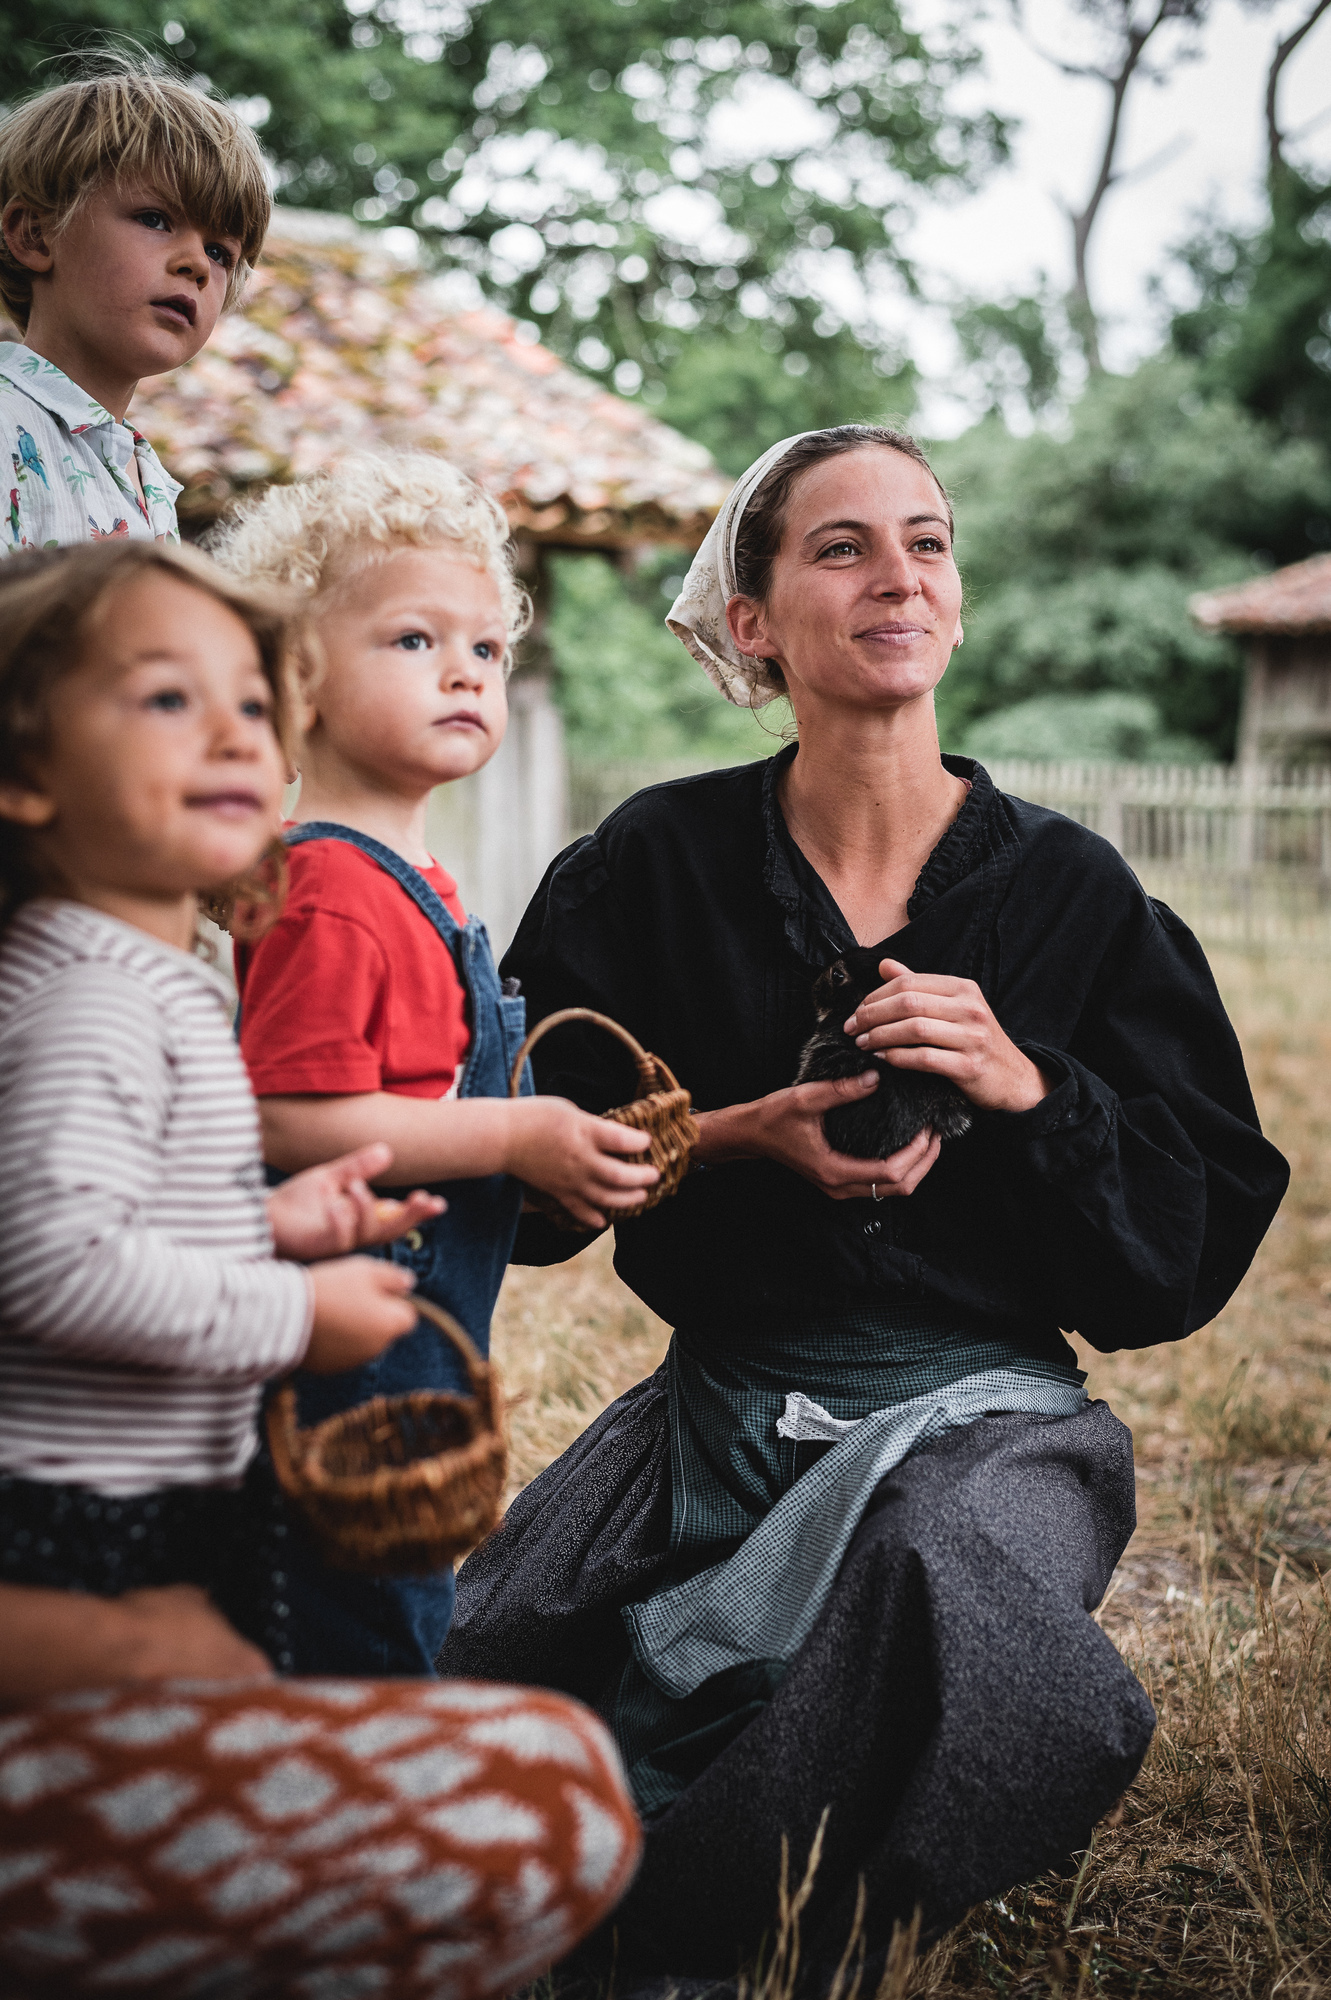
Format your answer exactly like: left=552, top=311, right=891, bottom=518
left=726, top=446, right=962, bottom=719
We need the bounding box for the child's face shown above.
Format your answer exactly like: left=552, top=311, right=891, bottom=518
left=307, top=546, right=509, bottom=794
left=10, top=571, right=285, bottom=917
left=6, top=178, right=240, bottom=393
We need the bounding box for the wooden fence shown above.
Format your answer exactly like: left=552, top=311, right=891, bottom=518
left=570, top=757, right=1331, bottom=954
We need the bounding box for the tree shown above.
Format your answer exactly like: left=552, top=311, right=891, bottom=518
left=653, top=320, right=913, bottom=477
left=546, top=548, right=774, bottom=763
left=931, top=356, right=1331, bottom=758
left=1014, top=0, right=1209, bottom=373
left=949, top=286, right=1066, bottom=423
left=1261, top=0, right=1331, bottom=181
left=2, top=0, right=1009, bottom=411
left=1168, top=169, right=1331, bottom=453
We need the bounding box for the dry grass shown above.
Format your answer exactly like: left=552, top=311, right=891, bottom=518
left=493, top=948, right=1331, bottom=1998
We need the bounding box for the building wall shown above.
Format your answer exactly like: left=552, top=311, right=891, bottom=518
left=1237, top=636, right=1331, bottom=765
left=425, top=669, right=569, bottom=955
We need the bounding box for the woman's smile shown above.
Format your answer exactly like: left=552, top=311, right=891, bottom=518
left=855, top=620, right=930, bottom=646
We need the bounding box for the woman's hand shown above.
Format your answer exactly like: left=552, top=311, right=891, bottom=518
left=695, top=1071, right=941, bottom=1200
left=0, top=1581, right=271, bottom=1708
left=268, top=1143, right=445, bottom=1260
left=502, top=1096, right=659, bottom=1232
left=844, top=959, right=1049, bottom=1114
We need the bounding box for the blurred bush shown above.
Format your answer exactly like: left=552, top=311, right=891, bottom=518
left=962, top=691, right=1207, bottom=764
left=546, top=551, right=776, bottom=766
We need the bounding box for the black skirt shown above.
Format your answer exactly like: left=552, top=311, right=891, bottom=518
left=0, top=1459, right=297, bottom=1670
left=441, top=1372, right=1155, bottom=1984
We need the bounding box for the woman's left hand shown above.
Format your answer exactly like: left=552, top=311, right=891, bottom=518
left=268, top=1143, right=445, bottom=1261
left=844, top=959, right=1050, bottom=1115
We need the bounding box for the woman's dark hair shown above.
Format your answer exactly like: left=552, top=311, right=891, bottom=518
left=0, top=539, right=293, bottom=935
left=732, top=423, right=954, bottom=609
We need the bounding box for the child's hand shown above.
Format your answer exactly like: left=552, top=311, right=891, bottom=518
left=268, top=1142, right=445, bottom=1260
left=503, top=1097, right=659, bottom=1232
left=116, top=1586, right=274, bottom=1685
left=304, top=1257, right=420, bottom=1374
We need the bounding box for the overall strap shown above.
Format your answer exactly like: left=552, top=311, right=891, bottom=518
left=284, top=821, right=466, bottom=948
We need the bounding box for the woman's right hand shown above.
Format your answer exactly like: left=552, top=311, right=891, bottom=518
left=695, top=1071, right=941, bottom=1200
left=502, top=1096, right=659, bottom=1232
left=304, top=1256, right=420, bottom=1373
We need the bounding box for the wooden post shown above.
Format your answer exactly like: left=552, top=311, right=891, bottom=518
left=1236, top=640, right=1268, bottom=769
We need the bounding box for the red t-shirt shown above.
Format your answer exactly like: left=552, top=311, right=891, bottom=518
left=237, top=838, right=471, bottom=1098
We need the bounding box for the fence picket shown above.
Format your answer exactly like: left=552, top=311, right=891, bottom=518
left=570, top=758, right=1331, bottom=954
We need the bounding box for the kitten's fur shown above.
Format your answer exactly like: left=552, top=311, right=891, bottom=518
left=795, top=948, right=973, bottom=1159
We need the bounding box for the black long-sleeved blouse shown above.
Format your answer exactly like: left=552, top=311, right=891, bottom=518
left=502, top=749, right=1288, bottom=1354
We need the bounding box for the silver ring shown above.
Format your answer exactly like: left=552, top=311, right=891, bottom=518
left=871, top=1184, right=884, bottom=1202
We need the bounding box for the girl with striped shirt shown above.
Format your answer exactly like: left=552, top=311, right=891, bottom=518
left=0, top=538, right=440, bottom=1660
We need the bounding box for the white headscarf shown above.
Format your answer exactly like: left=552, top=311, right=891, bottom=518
left=665, top=431, right=814, bottom=709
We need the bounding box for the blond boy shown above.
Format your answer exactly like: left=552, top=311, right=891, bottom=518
left=0, top=64, right=269, bottom=550
left=214, top=453, right=657, bottom=1674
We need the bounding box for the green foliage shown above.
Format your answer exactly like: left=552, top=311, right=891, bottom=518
left=932, top=358, right=1331, bottom=758
left=951, top=288, right=1064, bottom=419
left=545, top=550, right=775, bottom=764
left=654, top=322, right=912, bottom=476
left=1, top=0, right=1008, bottom=413
left=1169, top=166, right=1331, bottom=457
left=962, top=691, right=1207, bottom=764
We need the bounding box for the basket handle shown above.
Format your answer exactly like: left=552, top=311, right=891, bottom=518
left=411, top=1297, right=490, bottom=1406
left=508, top=1006, right=681, bottom=1101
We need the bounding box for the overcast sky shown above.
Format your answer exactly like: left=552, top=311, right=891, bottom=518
left=898, top=0, right=1331, bottom=432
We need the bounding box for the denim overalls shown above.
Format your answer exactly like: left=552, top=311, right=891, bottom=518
left=271, top=823, right=531, bottom=1676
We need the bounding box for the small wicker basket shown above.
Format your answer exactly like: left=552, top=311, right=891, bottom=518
left=509, top=1006, right=699, bottom=1233
left=266, top=1299, right=507, bottom=1577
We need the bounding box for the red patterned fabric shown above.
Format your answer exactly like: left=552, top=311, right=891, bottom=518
left=0, top=1677, right=640, bottom=1998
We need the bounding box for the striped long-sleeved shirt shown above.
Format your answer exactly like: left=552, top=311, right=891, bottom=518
left=0, top=900, right=312, bottom=1496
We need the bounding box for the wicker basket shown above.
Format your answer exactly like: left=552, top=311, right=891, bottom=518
left=266, top=1299, right=507, bottom=1577
left=509, top=1007, right=699, bottom=1233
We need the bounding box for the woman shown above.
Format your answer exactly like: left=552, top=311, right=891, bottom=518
left=441, top=427, right=1288, bottom=1983
left=0, top=1579, right=641, bottom=1997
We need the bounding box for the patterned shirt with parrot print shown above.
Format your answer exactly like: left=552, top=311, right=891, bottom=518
left=0, top=343, right=181, bottom=553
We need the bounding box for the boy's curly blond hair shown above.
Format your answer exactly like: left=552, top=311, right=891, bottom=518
left=209, top=452, right=532, bottom=674
left=0, top=58, right=271, bottom=331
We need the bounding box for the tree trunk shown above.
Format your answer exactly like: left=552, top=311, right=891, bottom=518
left=1265, top=0, right=1331, bottom=183
left=1066, top=6, right=1167, bottom=376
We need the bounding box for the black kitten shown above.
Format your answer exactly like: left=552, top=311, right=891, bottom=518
left=795, top=949, right=973, bottom=1159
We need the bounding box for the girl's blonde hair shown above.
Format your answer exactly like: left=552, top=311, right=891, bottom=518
left=0, top=540, right=293, bottom=934
left=0, top=58, right=271, bottom=330
left=208, top=452, right=532, bottom=678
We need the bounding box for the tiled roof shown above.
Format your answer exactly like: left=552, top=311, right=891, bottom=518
left=1190, top=553, right=1331, bottom=636
left=129, top=212, right=730, bottom=547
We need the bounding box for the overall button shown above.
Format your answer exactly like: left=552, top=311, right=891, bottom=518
left=862, top=1218, right=883, bottom=1238
left=405, top=1229, right=424, bottom=1252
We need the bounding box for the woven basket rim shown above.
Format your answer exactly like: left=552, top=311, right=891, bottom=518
left=268, top=1299, right=505, bottom=1503
left=280, top=1393, right=501, bottom=1503
left=508, top=1005, right=684, bottom=1101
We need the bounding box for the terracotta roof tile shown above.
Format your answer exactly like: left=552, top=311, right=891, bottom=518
left=127, top=216, right=730, bottom=547
left=1190, top=553, right=1331, bottom=635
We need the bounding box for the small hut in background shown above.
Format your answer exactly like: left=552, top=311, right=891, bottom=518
left=131, top=211, right=729, bottom=944
left=1191, top=554, right=1331, bottom=769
